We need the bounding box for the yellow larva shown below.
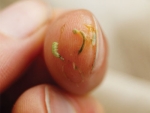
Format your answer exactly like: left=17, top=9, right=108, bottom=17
left=92, top=31, right=96, bottom=46
left=52, top=42, right=64, bottom=60
left=85, top=24, right=96, bottom=46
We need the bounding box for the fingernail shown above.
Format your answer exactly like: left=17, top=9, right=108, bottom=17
left=92, top=15, right=105, bottom=73
left=0, top=0, right=52, bottom=39
left=45, top=86, right=76, bottom=113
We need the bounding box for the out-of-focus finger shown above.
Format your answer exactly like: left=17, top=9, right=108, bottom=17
left=12, top=84, right=104, bottom=113
left=0, top=0, right=52, bottom=93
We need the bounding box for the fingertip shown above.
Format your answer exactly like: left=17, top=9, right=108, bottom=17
left=12, top=85, right=104, bottom=113
left=44, top=9, right=107, bottom=94
left=0, top=0, right=52, bottom=39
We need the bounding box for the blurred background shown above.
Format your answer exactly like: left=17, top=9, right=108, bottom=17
left=1, top=0, right=150, bottom=113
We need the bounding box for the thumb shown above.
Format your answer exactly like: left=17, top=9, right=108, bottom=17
left=0, top=0, right=52, bottom=93
left=12, top=84, right=104, bottom=113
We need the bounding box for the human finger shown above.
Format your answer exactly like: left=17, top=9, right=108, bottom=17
left=0, top=0, right=52, bottom=93
left=44, top=9, right=107, bottom=95
left=12, top=84, right=104, bottom=113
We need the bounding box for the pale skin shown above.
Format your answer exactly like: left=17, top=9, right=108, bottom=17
left=0, top=0, right=107, bottom=113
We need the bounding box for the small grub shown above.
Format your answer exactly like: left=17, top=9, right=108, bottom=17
left=52, top=42, right=64, bottom=60
left=92, top=32, right=96, bottom=46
